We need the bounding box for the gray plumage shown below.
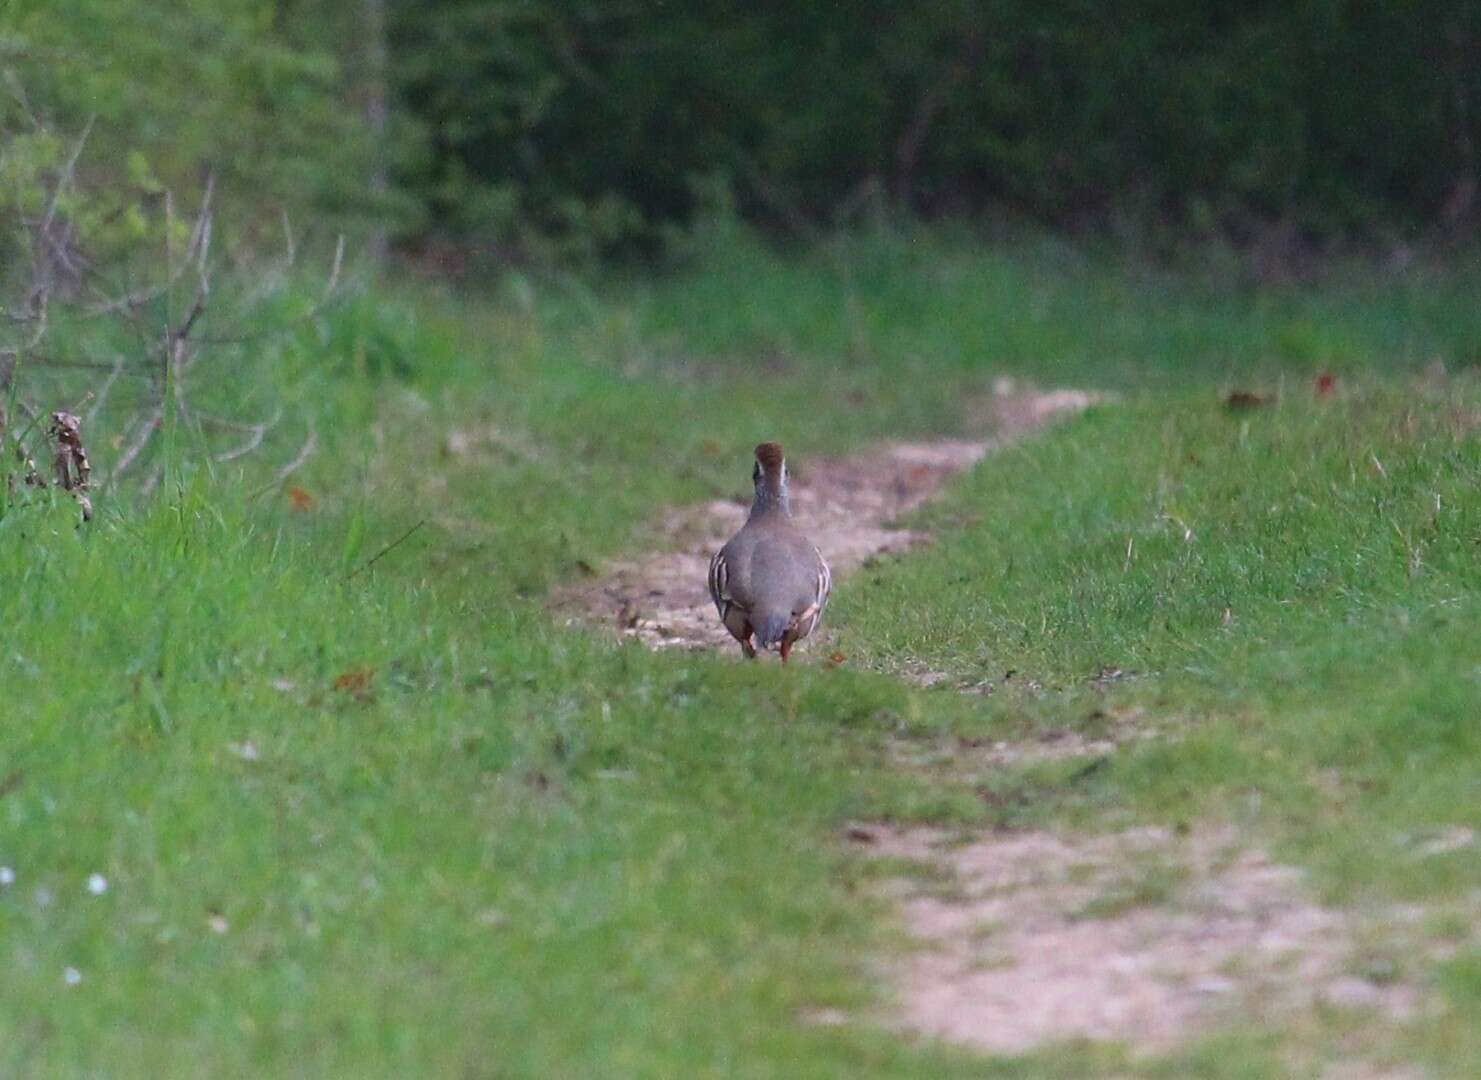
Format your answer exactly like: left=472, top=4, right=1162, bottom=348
left=708, top=442, right=832, bottom=661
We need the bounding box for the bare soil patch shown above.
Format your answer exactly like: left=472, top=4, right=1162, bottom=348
left=856, top=825, right=1433, bottom=1057
left=889, top=705, right=1168, bottom=778
left=553, top=385, right=1101, bottom=653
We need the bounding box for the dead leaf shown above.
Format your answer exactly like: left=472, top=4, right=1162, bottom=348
left=333, top=668, right=374, bottom=694
left=828, top=651, right=847, bottom=665
left=287, top=486, right=316, bottom=511
left=1315, top=372, right=1338, bottom=397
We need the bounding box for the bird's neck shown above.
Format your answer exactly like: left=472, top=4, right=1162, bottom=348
left=750, top=486, right=790, bottom=520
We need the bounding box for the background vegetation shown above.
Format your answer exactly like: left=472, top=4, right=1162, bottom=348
left=4, top=2, right=1479, bottom=260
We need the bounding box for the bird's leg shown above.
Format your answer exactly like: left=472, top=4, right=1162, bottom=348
left=779, top=638, right=792, bottom=664
left=742, top=637, right=757, bottom=659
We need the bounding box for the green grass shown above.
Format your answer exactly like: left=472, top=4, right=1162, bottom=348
left=2, top=496, right=992, bottom=1076
left=835, top=378, right=1481, bottom=1073
left=6, top=226, right=1481, bottom=1075
left=607, top=221, right=1481, bottom=388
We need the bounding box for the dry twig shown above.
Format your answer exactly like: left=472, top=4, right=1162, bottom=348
left=4, top=102, right=346, bottom=507
left=47, top=410, right=92, bottom=521
left=256, top=426, right=318, bottom=495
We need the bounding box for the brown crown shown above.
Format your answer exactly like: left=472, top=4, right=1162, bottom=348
left=754, top=442, right=785, bottom=474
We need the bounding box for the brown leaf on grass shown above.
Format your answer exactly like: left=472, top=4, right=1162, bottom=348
left=828, top=651, right=847, bottom=666
left=333, top=668, right=374, bottom=694
left=287, top=486, right=315, bottom=511
left=1315, top=372, right=1338, bottom=397
left=1224, top=390, right=1272, bottom=411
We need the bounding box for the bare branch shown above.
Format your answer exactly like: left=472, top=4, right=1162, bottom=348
left=2, top=70, right=40, bottom=129
left=196, top=236, right=350, bottom=347
left=323, top=234, right=345, bottom=301
left=40, top=114, right=94, bottom=238
left=110, top=406, right=164, bottom=482
left=174, top=294, right=207, bottom=346
left=252, top=426, right=317, bottom=497
left=187, top=173, right=215, bottom=261
left=214, top=421, right=272, bottom=463
left=16, top=287, right=50, bottom=352
left=185, top=405, right=282, bottom=433
left=80, top=181, right=212, bottom=319
left=0, top=351, right=136, bottom=372
left=81, top=280, right=170, bottom=318
left=348, top=519, right=427, bottom=578
left=271, top=425, right=317, bottom=484
left=178, top=404, right=283, bottom=463
left=2, top=102, right=337, bottom=504
left=84, top=357, right=126, bottom=425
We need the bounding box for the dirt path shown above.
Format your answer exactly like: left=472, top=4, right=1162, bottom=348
left=854, top=824, right=1434, bottom=1063
left=553, top=385, right=1100, bottom=653
left=551, top=381, right=1445, bottom=1071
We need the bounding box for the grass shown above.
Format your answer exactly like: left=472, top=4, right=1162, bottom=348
left=834, top=375, right=1481, bottom=1071
left=5, top=225, right=1481, bottom=1075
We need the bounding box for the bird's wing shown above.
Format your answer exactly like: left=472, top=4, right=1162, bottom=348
left=708, top=547, right=734, bottom=618
left=813, top=546, right=832, bottom=613
left=786, top=545, right=831, bottom=634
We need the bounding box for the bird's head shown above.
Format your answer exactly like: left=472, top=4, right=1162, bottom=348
left=751, top=441, right=789, bottom=513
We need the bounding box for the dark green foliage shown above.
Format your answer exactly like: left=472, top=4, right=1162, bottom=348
left=394, top=1, right=1481, bottom=253
left=4, top=2, right=1481, bottom=255
left=0, top=0, right=370, bottom=234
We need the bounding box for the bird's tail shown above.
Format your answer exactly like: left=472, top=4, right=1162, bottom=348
left=753, top=613, right=791, bottom=651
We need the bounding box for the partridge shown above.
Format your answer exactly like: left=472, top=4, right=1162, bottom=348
left=708, top=442, right=832, bottom=662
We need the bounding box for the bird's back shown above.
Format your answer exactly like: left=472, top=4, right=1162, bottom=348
left=721, top=515, right=821, bottom=617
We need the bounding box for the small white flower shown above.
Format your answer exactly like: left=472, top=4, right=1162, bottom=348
left=207, top=914, right=229, bottom=935
left=63, top=967, right=81, bottom=986
left=0, top=866, right=14, bottom=886
left=87, top=873, right=108, bottom=896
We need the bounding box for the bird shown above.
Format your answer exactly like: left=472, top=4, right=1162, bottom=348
left=708, top=442, right=832, bottom=662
